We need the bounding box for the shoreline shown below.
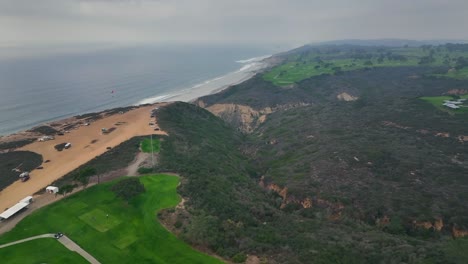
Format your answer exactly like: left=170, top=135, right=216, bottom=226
left=0, top=55, right=273, bottom=137
left=0, top=103, right=168, bottom=210
left=0, top=55, right=275, bottom=210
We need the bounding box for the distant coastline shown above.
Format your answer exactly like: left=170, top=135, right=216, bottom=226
left=0, top=54, right=273, bottom=140
left=0, top=45, right=274, bottom=136
left=136, top=54, right=272, bottom=104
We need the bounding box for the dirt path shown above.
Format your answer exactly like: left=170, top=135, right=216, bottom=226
left=0, top=104, right=168, bottom=211
left=126, top=151, right=150, bottom=176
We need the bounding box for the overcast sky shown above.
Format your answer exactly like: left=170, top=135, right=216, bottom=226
left=1, top=0, right=467, bottom=48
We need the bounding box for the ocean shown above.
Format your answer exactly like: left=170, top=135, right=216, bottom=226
left=0, top=44, right=273, bottom=135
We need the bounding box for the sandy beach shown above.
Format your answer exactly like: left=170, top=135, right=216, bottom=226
left=0, top=103, right=167, bottom=210
left=0, top=56, right=275, bottom=213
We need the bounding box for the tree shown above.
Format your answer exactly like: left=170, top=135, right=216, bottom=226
left=74, top=167, right=96, bottom=188
left=111, top=178, right=146, bottom=202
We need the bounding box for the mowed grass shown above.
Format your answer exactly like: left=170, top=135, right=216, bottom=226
left=0, top=238, right=88, bottom=264
left=420, top=95, right=468, bottom=113
left=141, top=137, right=160, bottom=153
left=263, top=58, right=418, bottom=86
left=0, top=175, right=223, bottom=264
left=79, top=208, right=121, bottom=232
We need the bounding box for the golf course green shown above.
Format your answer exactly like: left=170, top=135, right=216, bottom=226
left=141, top=137, right=160, bottom=153
left=0, top=239, right=88, bottom=264
left=0, top=175, right=223, bottom=264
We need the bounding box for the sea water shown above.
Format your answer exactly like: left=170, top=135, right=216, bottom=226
left=0, top=44, right=273, bottom=135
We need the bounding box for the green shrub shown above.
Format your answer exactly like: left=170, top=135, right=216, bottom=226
left=138, top=167, right=154, bottom=174
left=232, top=252, right=247, bottom=263
left=111, top=178, right=145, bottom=201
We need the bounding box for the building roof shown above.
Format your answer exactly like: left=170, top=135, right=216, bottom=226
left=0, top=202, right=28, bottom=220
left=19, top=196, right=33, bottom=204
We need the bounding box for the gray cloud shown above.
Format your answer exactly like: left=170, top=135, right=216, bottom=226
left=0, top=0, right=467, bottom=47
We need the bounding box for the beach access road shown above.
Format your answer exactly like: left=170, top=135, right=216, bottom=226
left=0, top=103, right=168, bottom=211
left=0, top=233, right=101, bottom=264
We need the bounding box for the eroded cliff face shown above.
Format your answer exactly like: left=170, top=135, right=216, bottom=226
left=413, top=219, right=444, bottom=231
left=197, top=101, right=309, bottom=133
left=452, top=226, right=468, bottom=238
left=203, top=103, right=272, bottom=133
left=259, top=176, right=343, bottom=215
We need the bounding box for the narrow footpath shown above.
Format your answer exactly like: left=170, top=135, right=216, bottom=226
left=0, top=233, right=101, bottom=264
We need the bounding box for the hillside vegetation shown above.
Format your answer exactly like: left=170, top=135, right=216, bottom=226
left=176, top=44, right=468, bottom=263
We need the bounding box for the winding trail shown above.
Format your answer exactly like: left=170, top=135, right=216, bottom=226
left=0, top=233, right=54, bottom=249
left=0, top=233, right=101, bottom=264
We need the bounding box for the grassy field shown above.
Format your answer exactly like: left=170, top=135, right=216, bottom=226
left=0, top=239, right=88, bottom=264
left=0, top=175, right=223, bottom=264
left=263, top=58, right=418, bottom=86
left=434, top=67, right=468, bottom=80
left=420, top=94, right=468, bottom=113
left=141, top=137, right=160, bottom=153
left=263, top=46, right=468, bottom=86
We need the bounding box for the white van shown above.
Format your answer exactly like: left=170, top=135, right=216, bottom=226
left=64, top=143, right=72, bottom=149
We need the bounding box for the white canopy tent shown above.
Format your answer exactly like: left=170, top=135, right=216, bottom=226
left=46, top=186, right=59, bottom=194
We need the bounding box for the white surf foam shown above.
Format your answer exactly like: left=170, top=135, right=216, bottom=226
left=236, top=55, right=271, bottom=64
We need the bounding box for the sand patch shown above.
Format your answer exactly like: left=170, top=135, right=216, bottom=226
left=0, top=103, right=169, bottom=210
left=337, top=92, right=358, bottom=101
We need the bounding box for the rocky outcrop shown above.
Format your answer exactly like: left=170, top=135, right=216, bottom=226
left=337, top=92, right=358, bottom=101
left=199, top=102, right=309, bottom=133
left=446, top=89, right=468, bottom=95
left=411, top=219, right=444, bottom=231
left=266, top=183, right=288, bottom=209
left=301, top=198, right=313, bottom=209
left=452, top=225, right=468, bottom=238
left=202, top=103, right=271, bottom=133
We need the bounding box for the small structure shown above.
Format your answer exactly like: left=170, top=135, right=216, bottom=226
left=443, top=102, right=461, bottom=109
left=101, top=128, right=108, bottom=134
left=46, top=186, right=59, bottom=194
left=0, top=196, right=33, bottom=221
left=20, top=196, right=33, bottom=204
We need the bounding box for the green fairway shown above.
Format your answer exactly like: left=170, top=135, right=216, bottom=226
left=0, top=239, right=88, bottom=264
left=79, top=208, right=121, bottom=232
left=263, top=58, right=418, bottom=86
left=0, top=175, right=223, bottom=264
left=420, top=95, right=468, bottom=113
left=141, top=137, right=160, bottom=153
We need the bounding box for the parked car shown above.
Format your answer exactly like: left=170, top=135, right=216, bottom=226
left=21, top=175, right=30, bottom=182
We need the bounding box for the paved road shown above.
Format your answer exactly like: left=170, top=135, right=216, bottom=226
left=59, top=235, right=101, bottom=264
left=0, top=233, right=101, bottom=264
